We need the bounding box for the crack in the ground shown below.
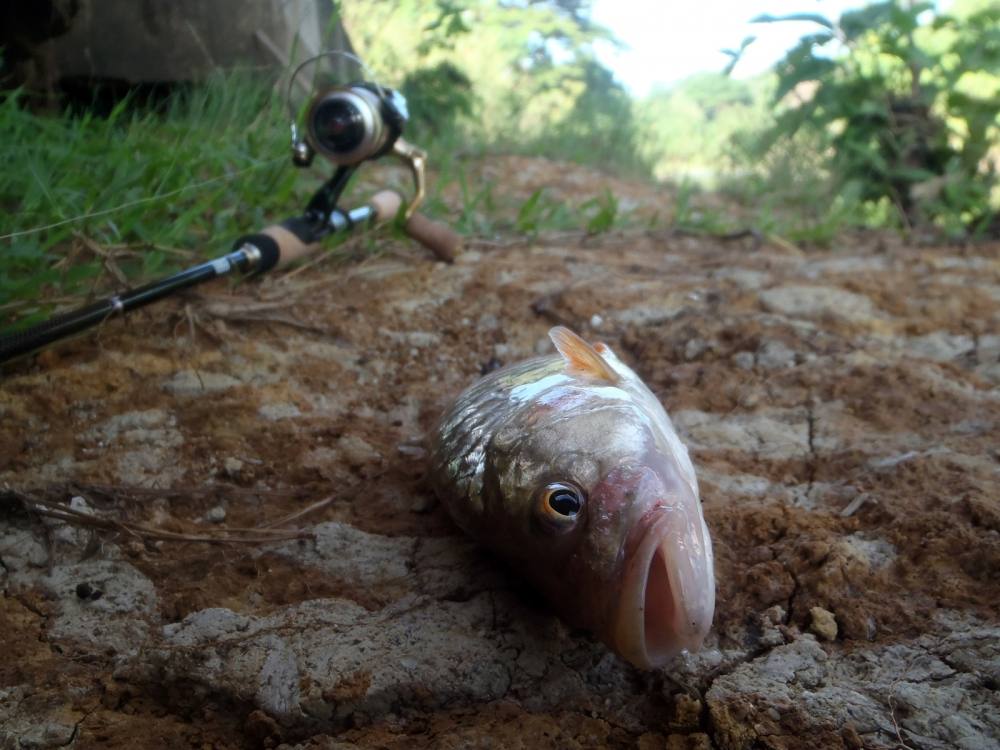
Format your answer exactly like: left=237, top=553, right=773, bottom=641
left=8, top=588, right=47, bottom=621
left=969, top=327, right=981, bottom=367
left=0, top=689, right=32, bottom=732
left=805, top=395, right=818, bottom=497
left=408, top=536, right=425, bottom=594
left=784, top=572, right=802, bottom=625
left=61, top=706, right=98, bottom=747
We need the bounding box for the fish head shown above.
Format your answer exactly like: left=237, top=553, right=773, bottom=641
left=477, top=329, right=715, bottom=669
left=595, top=458, right=716, bottom=669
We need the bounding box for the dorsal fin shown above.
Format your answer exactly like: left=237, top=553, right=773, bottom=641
left=549, top=326, right=620, bottom=383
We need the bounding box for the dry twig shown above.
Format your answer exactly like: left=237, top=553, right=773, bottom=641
left=259, top=494, right=337, bottom=529
left=4, top=489, right=334, bottom=546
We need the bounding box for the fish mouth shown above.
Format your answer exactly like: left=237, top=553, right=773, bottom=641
left=612, top=508, right=715, bottom=669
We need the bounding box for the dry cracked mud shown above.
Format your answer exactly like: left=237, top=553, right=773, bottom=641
left=1, top=162, right=998, bottom=749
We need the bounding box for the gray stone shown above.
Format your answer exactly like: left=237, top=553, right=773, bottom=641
left=684, top=338, right=707, bottom=360
left=905, top=332, right=975, bottom=362
left=268, top=523, right=501, bottom=603
left=153, top=595, right=517, bottom=726
left=337, top=435, right=380, bottom=466
left=806, top=256, right=889, bottom=275
left=379, top=328, right=441, bottom=348
left=760, top=284, right=878, bottom=323
left=707, top=617, right=1000, bottom=750
left=715, top=268, right=770, bottom=288
left=89, top=409, right=178, bottom=443
left=0, top=527, right=49, bottom=570
left=838, top=533, right=897, bottom=569
left=162, top=369, right=243, bottom=395
left=258, top=402, right=302, bottom=421
left=0, top=710, right=79, bottom=749
left=809, top=607, right=838, bottom=641
left=12, top=559, right=157, bottom=660
left=223, top=456, right=244, bottom=477
left=756, top=339, right=796, bottom=369
left=115, top=448, right=187, bottom=486
left=674, top=408, right=810, bottom=460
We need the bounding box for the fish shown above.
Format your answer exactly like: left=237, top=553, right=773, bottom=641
left=430, top=326, right=715, bottom=669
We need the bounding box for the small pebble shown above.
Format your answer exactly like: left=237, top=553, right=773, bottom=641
left=69, top=496, right=91, bottom=513
left=757, top=339, right=796, bottom=369
left=397, top=444, right=427, bottom=459
left=733, top=351, right=755, bottom=370
left=206, top=506, right=227, bottom=523
left=684, top=338, right=707, bottom=360
left=810, top=606, right=838, bottom=641
left=338, top=435, right=380, bottom=466
left=410, top=495, right=436, bottom=514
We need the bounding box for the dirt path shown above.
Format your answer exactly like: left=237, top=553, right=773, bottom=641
left=1, top=171, right=998, bottom=749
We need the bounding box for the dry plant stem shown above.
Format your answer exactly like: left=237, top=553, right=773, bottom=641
left=12, top=494, right=316, bottom=545
left=276, top=245, right=346, bottom=282
left=74, top=482, right=298, bottom=499
left=0, top=296, right=80, bottom=314
left=259, top=494, right=338, bottom=529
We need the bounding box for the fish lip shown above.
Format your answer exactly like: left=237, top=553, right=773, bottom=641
left=611, top=505, right=715, bottom=669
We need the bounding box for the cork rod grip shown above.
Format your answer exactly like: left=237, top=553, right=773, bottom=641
left=261, top=224, right=322, bottom=270
left=370, top=190, right=462, bottom=263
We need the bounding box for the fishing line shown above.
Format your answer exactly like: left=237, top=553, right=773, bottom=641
left=0, top=156, right=286, bottom=241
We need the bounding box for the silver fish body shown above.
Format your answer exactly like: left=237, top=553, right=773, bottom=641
left=430, top=327, right=715, bottom=669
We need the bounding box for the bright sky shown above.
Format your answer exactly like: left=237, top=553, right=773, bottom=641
left=589, top=0, right=919, bottom=96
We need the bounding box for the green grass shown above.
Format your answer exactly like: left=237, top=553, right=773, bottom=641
left=0, top=73, right=311, bottom=331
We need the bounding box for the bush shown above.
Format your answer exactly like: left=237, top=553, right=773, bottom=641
left=747, top=1, right=1000, bottom=236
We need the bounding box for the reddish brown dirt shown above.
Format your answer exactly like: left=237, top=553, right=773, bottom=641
left=1, top=159, right=998, bottom=749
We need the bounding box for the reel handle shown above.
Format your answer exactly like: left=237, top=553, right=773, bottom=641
left=370, top=190, right=462, bottom=263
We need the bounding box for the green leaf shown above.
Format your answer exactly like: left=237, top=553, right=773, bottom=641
left=584, top=190, right=618, bottom=234
left=839, top=2, right=896, bottom=41
left=516, top=188, right=546, bottom=234
left=772, top=35, right=836, bottom=101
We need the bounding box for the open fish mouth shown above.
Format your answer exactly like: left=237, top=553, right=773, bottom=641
left=612, top=508, right=715, bottom=669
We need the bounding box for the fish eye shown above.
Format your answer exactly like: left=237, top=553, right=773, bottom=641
left=536, top=482, right=585, bottom=532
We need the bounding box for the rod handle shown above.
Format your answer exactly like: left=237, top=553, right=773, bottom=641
left=370, top=190, right=462, bottom=263
left=262, top=223, right=321, bottom=270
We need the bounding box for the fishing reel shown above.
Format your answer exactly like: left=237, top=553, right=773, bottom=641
left=287, top=53, right=427, bottom=217
left=292, top=82, right=407, bottom=168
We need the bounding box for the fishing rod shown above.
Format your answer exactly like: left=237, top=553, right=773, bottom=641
left=0, top=56, right=460, bottom=366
